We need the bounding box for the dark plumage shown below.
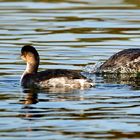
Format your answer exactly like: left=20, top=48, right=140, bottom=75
left=97, top=49, right=140, bottom=73
left=20, top=45, right=93, bottom=89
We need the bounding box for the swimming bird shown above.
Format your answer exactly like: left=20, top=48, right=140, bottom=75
left=20, top=45, right=93, bottom=89
left=97, top=49, right=140, bottom=73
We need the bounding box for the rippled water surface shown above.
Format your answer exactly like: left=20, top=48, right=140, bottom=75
left=0, top=0, right=140, bottom=139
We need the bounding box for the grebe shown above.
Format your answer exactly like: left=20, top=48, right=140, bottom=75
left=20, top=45, right=93, bottom=89
left=97, top=49, right=140, bottom=73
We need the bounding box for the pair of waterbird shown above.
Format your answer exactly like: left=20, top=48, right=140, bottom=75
left=20, top=45, right=140, bottom=89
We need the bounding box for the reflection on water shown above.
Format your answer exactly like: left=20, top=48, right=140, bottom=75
left=0, top=0, right=140, bottom=139
left=19, top=89, right=38, bottom=104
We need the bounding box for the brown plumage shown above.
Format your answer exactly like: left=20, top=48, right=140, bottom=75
left=97, top=49, right=140, bottom=73
left=20, top=45, right=93, bottom=89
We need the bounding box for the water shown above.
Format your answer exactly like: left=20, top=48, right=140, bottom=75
left=0, top=0, right=140, bottom=139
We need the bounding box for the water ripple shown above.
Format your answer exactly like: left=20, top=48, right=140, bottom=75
left=0, top=0, right=140, bottom=139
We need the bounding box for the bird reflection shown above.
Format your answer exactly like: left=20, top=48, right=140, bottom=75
left=19, top=89, right=38, bottom=105
left=19, top=73, right=140, bottom=105
left=19, top=86, right=86, bottom=105
left=96, top=73, right=140, bottom=89
left=18, top=87, right=86, bottom=120
left=19, top=72, right=140, bottom=105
